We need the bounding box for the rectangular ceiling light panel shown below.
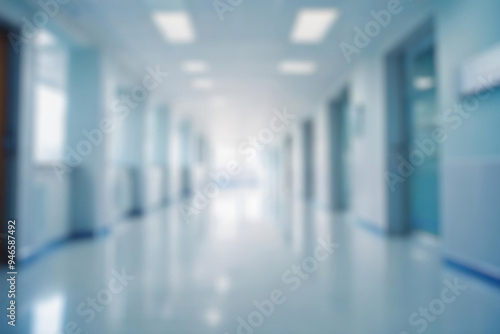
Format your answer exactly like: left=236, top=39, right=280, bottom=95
left=291, top=8, right=340, bottom=43
left=278, top=61, right=317, bottom=75
left=152, top=12, right=195, bottom=43
left=182, top=61, right=209, bottom=73
left=192, top=78, right=214, bottom=90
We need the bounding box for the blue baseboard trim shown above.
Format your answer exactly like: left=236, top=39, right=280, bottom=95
left=355, top=218, right=388, bottom=237
left=128, top=208, right=144, bottom=217
left=70, top=226, right=110, bottom=239
left=444, top=257, right=500, bottom=288
left=19, top=237, right=71, bottom=267
left=93, top=226, right=112, bottom=238
left=19, top=226, right=112, bottom=267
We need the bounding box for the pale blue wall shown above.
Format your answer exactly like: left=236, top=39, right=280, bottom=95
left=310, top=0, right=500, bottom=277
left=0, top=0, right=176, bottom=259
left=66, top=48, right=105, bottom=233
left=436, top=0, right=500, bottom=277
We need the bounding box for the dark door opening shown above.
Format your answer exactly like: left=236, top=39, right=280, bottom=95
left=303, top=120, right=314, bottom=201
left=1, top=25, right=21, bottom=261
left=329, top=88, right=350, bottom=211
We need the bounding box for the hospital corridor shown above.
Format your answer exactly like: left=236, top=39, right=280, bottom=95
left=1, top=0, right=500, bottom=333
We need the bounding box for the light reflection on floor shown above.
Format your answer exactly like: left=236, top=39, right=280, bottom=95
left=2, top=187, right=500, bottom=334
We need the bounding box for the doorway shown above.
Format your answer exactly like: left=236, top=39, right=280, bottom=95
left=405, top=37, right=439, bottom=234
left=387, top=22, right=439, bottom=235
left=302, top=120, right=314, bottom=201
left=329, top=88, right=350, bottom=211
left=0, top=25, right=20, bottom=261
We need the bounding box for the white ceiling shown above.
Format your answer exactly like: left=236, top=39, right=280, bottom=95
left=23, top=0, right=404, bottom=141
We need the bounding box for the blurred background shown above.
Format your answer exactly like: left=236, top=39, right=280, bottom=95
left=1, top=0, right=500, bottom=333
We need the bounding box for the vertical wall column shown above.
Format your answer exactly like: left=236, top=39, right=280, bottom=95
left=192, top=135, right=211, bottom=192
left=152, top=105, right=171, bottom=205
left=124, top=94, right=146, bottom=215
left=282, top=136, right=294, bottom=200
left=66, top=48, right=106, bottom=233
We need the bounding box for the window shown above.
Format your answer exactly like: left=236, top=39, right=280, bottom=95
left=32, top=30, right=68, bottom=164
left=33, top=84, right=67, bottom=163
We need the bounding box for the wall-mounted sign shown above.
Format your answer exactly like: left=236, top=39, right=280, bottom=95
left=458, top=44, right=500, bottom=97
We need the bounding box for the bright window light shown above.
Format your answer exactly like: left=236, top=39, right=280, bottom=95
left=278, top=61, right=317, bottom=75
left=152, top=12, right=195, bottom=43
left=34, top=84, right=67, bottom=163
left=291, top=8, right=340, bottom=43
left=182, top=60, right=209, bottom=73
left=36, top=30, right=57, bottom=47
left=192, top=78, right=214, bottom=90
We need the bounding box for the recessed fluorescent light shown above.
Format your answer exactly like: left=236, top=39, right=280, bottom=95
left=209, top=96, right=227, bottom=108
left=182, top=61, right=209, bottom=73
left=414, top=76, right=435, bottom=91
left=192, top=78, right=214, bottom=90
left=152, top=12, right=195, bottom=43
left=278, top=61, right=317, bottom=75
left=291, top=8, right=340, bottom=43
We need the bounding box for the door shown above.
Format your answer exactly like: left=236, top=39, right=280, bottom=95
left=303, top=120, right=314, bottom=201
left=0, top=26, right=20, bottom=261
left=404, top=37, right=440, bottom=235
left=329, top=89, right=350, bottom=211
left=0, top=29, right=7, bottom=253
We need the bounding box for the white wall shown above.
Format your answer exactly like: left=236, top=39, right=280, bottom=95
left=290, top=120, right=304, bottom=199
left=313, top=105, right=331, bottom=208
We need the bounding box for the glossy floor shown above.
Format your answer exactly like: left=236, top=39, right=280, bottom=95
left=2, top=188, right=500, bottom=334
